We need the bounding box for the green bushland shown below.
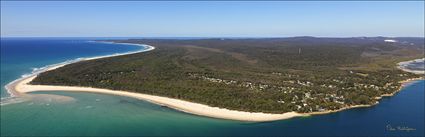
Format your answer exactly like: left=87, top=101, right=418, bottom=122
left=31, top=37, right=424, bottom=113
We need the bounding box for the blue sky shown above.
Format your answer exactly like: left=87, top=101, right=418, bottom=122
left=1, top=1, right=424, bottom=37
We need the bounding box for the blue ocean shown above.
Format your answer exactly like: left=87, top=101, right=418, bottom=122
left=1, top=38, right=424, bottom=136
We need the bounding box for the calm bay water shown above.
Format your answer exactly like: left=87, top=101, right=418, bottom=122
left=1, top=38, right=424, bottom=136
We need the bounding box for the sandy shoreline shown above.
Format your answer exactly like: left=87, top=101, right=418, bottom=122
left=4, top=43, right=424, bottom=122
left=14, top=75, right=306, bottom=122
left=4, top=42, right=154, bottom=97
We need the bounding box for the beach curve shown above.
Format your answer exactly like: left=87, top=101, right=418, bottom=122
left=14, top=75, right=306, bottom=122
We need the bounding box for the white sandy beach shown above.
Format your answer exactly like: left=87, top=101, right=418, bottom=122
left=6, top=43, right=424, bottom=122
left=14, top=75, right=306, bottom=122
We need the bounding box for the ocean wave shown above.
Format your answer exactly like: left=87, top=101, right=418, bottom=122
left=0, top=96, right=27, bottom=106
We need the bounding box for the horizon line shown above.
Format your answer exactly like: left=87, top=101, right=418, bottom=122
left=1, top=36, right=425, bottom=38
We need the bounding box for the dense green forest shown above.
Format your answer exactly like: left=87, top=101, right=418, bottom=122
left=31, top=37, right=424, bottom=113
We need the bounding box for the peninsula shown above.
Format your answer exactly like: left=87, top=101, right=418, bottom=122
left=13, top=37, right=425, bottom=121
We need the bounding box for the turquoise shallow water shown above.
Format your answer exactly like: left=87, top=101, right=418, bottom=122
left=1, top=91, right=239, bottom=136
left=1, top=38, right=424, bottom=136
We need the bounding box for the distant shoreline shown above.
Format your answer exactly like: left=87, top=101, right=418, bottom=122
left=4, top=42, right=155, bottom=98
left=4, top=42, right=424, bottom=122
left=397, top=58, right=425, bottom=74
